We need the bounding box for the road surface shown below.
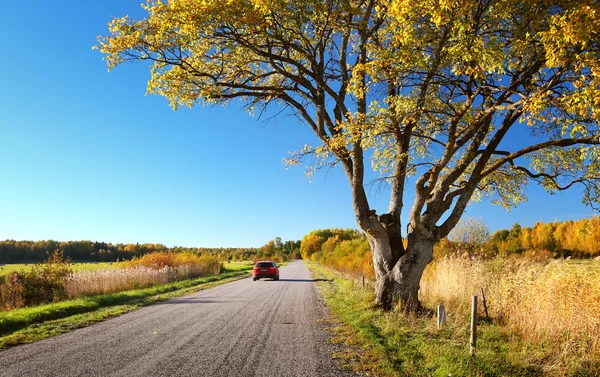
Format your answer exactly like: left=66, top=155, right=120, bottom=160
left=0, top=261, right=357, bottom=377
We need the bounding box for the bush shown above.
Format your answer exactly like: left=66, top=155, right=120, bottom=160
left=0, top=273, right=25, bottom=310
left=0, top=251, right=72, bottom=310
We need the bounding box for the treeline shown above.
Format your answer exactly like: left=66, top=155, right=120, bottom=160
left=0, top=240, right=168, bottom=263
left=167, top=237, right=300, bottom=262
left=0, top=237, right=301, bottom=264
left=258, top=237, right=302, bottom=262
left=300, top=217, right=600, bottom=279
left=490, top=217, right=600, bottom=257
left=438, top=216, right=600, bottom=258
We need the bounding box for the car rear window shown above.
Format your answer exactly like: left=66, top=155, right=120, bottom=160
left=256, top=262, right=274, bottom=268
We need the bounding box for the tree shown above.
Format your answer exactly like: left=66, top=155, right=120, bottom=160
left=262, top=240, right=276, bottom=256
left=448, top=217, right=491, bottom=255
left=300, top=234, right=323, bottom=260
left=97, top=0, right=600, bottom=311
left=506, top=223, right=524, bottom=254
left=274, top=236, right=283, bottom=249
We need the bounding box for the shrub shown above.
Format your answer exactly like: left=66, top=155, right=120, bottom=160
left=0, top=273, right=25, bottom=310
left=0, top=251, right=72, bottom=310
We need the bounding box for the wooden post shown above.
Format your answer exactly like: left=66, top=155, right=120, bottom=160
left=362, top=274, right=365, bottom=289
left=470, top=295, right=478, bottom=356
left=437, top=305, right=446, bottom=327
left=480, top=288, right=489, bottom=320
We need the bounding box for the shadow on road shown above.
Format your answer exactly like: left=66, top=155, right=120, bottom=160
left=156, top=297, right=251, bottom=305
left=276, top=278, right=333, bottom=283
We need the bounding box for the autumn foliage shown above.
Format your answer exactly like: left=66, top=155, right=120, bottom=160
left=301, top=229, right=375, bottom=279
left=489, top=217, right=600, bottom=258
left=121, top=251, right=220, bottom=270
left=304, top=218, right=600, bottom=280
left=434, top=216, right=600, bottom=258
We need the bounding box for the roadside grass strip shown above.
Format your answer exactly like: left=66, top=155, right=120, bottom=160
left=0, top=268, right=251, bottom=348
left=305, top=262, right=567, bottom=377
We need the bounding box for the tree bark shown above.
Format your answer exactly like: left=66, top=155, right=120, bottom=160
left=369, top=231, right=435, bottom=312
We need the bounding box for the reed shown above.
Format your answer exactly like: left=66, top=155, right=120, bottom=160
left=64, top=263, right=220, bottom=298
left=421, top=255, right=600, bottom=374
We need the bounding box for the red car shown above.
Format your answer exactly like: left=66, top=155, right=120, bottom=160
left=252, top=261, right=279, bottom=281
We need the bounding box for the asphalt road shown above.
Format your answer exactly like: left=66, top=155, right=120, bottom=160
left=0, top=261, right=358, bottom=377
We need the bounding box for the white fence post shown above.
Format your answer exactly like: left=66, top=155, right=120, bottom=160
left=437, top=305, right=446, bottom=327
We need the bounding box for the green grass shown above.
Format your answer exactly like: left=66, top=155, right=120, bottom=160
left=0, top=268, right=251, bottom=349
left=564, top=258, right=600, bottom=267
left=222, top=261, right=255, bottom=271
left=0, top=262, right=117, bottom=277
left=307, top=262, right=547, bottom=377
left=0, top=262, right=112, bottom=277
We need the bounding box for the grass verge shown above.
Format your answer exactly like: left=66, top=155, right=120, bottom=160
left=305, top=262, right=581, bottom=377
left=0, top=268, right=250, bottom=349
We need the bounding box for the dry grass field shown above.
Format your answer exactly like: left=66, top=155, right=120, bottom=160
left=420, top=256, right=600, bottom=374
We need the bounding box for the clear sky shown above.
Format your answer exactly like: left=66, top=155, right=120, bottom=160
left=0, top=1, right=595, bottom=247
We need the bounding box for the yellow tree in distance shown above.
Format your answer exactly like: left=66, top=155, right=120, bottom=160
left=97, top=0, right=600, bottom=311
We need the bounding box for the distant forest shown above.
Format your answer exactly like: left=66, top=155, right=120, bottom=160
left=436, top=216, right=600, bottom=258
left=4, top=216, right=598, bottom=264
left=486, top=216, right=600, bottom=258
left=0, top=237, right=301, bottom=264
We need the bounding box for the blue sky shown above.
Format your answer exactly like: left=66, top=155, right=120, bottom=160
left=0, top=1, right=595, bottom=247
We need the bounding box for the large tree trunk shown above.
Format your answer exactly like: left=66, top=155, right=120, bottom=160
left=370, top=232, right=435, bottom=312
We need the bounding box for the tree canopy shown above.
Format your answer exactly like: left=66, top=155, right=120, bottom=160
left=97, top=0, right=600, bottom=309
